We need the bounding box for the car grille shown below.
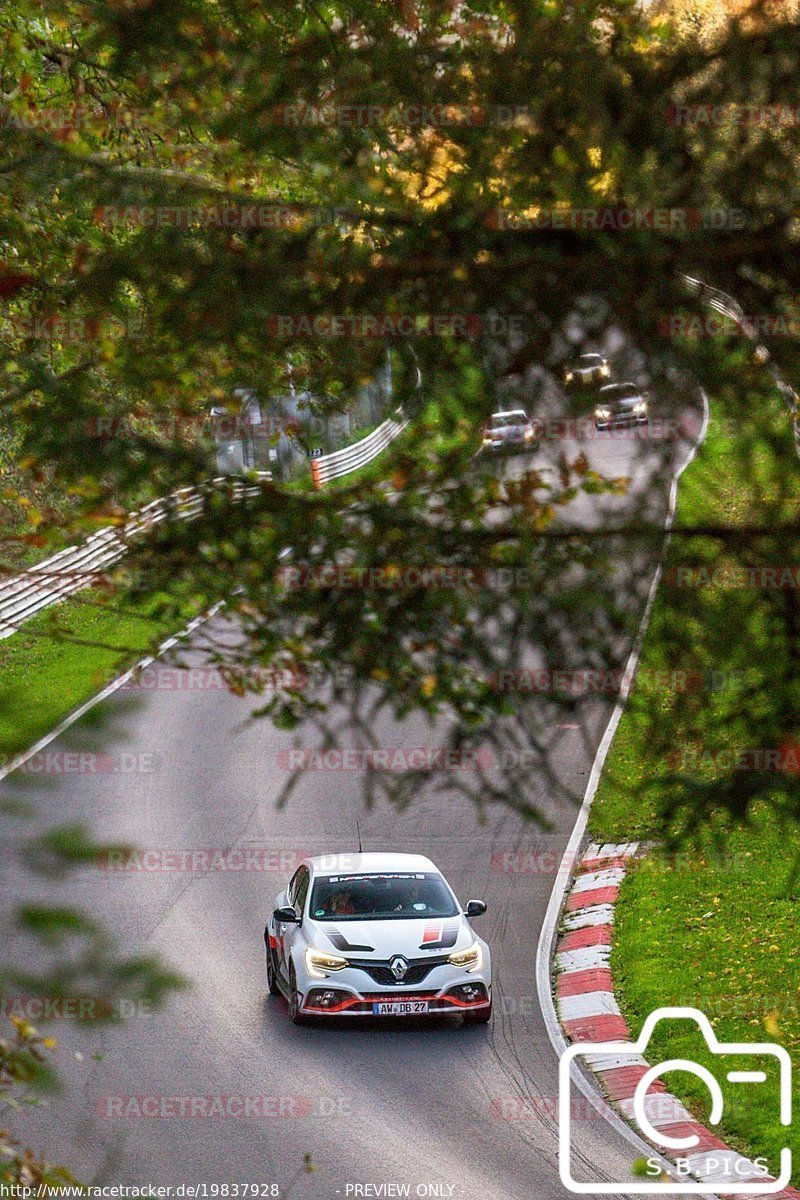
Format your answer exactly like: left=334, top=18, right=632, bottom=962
left=348, top=955, right=450, bottom=986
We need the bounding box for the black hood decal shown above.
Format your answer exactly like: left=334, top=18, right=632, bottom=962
left=326, top=928, right=375, bottom=953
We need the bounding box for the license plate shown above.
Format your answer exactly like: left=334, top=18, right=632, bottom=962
left=372, top=1000, right=429, bottom=1015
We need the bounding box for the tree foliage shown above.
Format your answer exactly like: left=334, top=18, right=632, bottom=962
left=1, top=0, right=800, bottom=1176
left=1, top=0, right=800, bottom=827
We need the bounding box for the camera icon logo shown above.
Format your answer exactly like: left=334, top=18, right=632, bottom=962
left=559, top=1006, right=791, bottom=1194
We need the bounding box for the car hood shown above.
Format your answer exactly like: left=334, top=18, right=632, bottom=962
left=600, top=393, right=643, bottom=411
left=308, top=916, right=472, bottom=958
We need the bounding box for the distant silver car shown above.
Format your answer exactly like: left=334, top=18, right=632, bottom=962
left=481, top=410, right=539, bottom=453
left=563, top=353, right=611, bottom=386
left=594, top=382, right=649, bottom=430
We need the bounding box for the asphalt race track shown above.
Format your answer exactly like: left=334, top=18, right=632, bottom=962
left=0, top=404, right=710, bottom=1199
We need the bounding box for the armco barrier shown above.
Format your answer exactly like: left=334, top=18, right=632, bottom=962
left=0, top=473, right=271, bottom=641
left=310, top=409, right=408, bottom=488
left=683, top=273, right=800, bottom=456
left=683, top=273, right=746, bottom=326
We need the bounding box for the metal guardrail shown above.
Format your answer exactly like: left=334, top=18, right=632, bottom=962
left=1, top=401, right=410, bottom=638
left=682, top=274, right=746, bottom=325
left=5, top=278, right=794, bottom=638
left=0, top=472, right=272, bottom=641
left=682, top=273, right=800, bottom=455
left=310, top=409, right=409, bottom=488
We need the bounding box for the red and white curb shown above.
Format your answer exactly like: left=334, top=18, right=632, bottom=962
left=555, top=841, right=799, bottom=1198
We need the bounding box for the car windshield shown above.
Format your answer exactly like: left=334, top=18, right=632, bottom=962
left=578, top=354, right=602, bottom=364
left=488, top=413, right=527, bottom=428
left=309, top=872, right=460, bottom=921
left=601, top=384, right=639, bottom=402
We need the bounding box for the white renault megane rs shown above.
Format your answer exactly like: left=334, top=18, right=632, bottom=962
left=264, top=853, right=492, bottom=1025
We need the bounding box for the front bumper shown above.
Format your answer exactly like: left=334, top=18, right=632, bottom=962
left=594, top=412, right=648, bottom=430
left=481, top=438, right=537, bottom=453
left=301, top=982, right=491, bottom=1017
left=298, top=962, right=492, bottom=1017
left=566, top=368, right=609, bottom=385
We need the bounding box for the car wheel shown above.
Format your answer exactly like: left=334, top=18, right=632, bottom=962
left=266, top=942, right=281, bottom=996
left=288, top=965, right=308, bottom=1026
left=463, top=1000, right=493, bottom=1025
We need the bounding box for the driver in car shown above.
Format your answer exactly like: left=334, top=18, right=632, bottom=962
left=327, top=889, right=356, bottom=915
left=393, top=882, right=428, bottom=913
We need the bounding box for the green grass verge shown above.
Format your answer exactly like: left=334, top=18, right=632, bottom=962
left=588, top=385, right=800, bottom=1183
left=0, top=590, right=177, bottom=764
left=0, top=414, right=411, bottom=761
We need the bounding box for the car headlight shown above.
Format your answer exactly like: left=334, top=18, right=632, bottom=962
left=447, top=942, right=482, bottom=972
left=633, top=400, right=648, bottom=413
left=524, top=427, right=535, bottom=440
left=564, top=371, right=573, bottom=383
left=595, top=407, right=611, bottom=419
left=600, top=365, right=610, bottom=377
left=306, top=948, right=348, bottom=977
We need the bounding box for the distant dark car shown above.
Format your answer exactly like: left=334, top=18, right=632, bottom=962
left=594, top=382, right=649, bottom=430
left=481, top=410, right=539, bottom=453
left=563, top=353, right=611, bottom=387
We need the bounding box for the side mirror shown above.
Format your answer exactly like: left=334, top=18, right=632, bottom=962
left=465, top=900, right=487, bottom=918
left=273, top=905, right=300, bottom=925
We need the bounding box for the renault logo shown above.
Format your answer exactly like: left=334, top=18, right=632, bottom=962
left=390, top=955, right=409, bottom=981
